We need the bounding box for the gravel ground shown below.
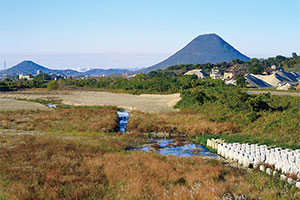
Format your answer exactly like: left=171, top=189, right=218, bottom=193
left=0, top=90, right=181, bottom=113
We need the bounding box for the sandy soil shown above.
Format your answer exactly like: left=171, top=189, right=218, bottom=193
left=0, top=98, right=49, bottom=111
left=0, top=90, right=181, bottom=113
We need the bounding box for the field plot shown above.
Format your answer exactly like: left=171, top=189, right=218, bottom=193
left=0, top=90, right=181, bottom=113
left=0, top=98, right=49, bottom=111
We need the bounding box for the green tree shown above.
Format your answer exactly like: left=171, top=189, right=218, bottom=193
left=235, top=75, right=247, bottom=88
left=47, top=80, right=59, bottom=90
left=34, top=73, right=51, bottom=81
left=248, top=64, right=264, bottom=74
left=292, top=52, right=298, bottom=58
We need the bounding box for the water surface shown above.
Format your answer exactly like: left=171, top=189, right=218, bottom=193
left=137, top=138, right=217, bottom=158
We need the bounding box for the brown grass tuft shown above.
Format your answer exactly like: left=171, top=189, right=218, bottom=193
left=127, top=111, right=239, bottom=136
left=0, top=107, right=119, bottom=134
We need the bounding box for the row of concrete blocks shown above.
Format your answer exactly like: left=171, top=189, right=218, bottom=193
left=207, top=138, right=300, bottom=188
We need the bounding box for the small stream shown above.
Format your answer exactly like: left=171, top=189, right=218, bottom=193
left=117, top=110, right=217, bottom=158
left=136, top=138, right=217, bottom=158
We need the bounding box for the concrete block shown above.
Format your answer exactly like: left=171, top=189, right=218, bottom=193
left=217, top=143, right=222, bottom=155
left=207, top=139, right=211, bottom=147
left=243, top=156, right=250, bottom=168
left=275, top=160, right=283, bottom=171
left=282, top=162, right=291, bottom=174
left=253, top=157, right=260, bottom=168
left=225, top=148, right=230, bottom=159
left=238, top=154, right=244, bottom=164
left=234, top=151, right=239, bottom=161
left=290, top=163, right=298, bottom=174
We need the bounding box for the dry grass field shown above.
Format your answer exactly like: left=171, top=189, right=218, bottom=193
left=0, top=107, right=300, bottom=199
left=1, top=134, right=300, bottom=200
left=127, top=110, right=238, bottom=136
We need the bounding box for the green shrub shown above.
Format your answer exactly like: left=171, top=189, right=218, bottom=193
left=47, top=80, right=59, bottom=90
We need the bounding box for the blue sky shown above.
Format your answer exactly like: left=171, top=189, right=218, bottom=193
left=0, top=0, right=300, bottom=70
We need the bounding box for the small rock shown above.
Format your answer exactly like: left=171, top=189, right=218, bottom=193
left=259, top=165, right=265, bottom=172
left=266, top=168, right=272, bottom=175
left=280, top=174, right=287, bottom=181
left=287, top=178, right=296, bottom=185
left=296, top=182, right=300, bottom=188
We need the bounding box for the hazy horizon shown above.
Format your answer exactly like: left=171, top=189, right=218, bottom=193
left=1, top=0, right=300, bottom=70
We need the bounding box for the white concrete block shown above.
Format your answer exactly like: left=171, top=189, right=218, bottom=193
left=207, top=139, right=211, bottom=147
left=243, top=156, right=250, bottom=168
left=238, top=153, right=244, bottom=164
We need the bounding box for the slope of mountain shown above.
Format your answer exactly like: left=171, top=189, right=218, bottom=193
left=143, top=33, right=250, bottom=73
left=0, top=60, right=53, bottom=76
left=0, top=61, right=130, bottom=77
left=84, top=68, right=130, bottom=76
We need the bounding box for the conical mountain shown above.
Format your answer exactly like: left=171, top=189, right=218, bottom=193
left=0, top=60, right=80, bottom=76
left=143, top=33, right=250, bottom=73
left=0, top=60, right=52, bottom=76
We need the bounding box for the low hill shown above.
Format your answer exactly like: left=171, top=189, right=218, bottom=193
left=142, top=33, right=250, bottom=73
left=0, top=61, right=130, bottom=77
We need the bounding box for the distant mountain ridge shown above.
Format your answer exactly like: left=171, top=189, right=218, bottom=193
left=142, top=33, right=250, bottom=73
left=0, top=61, right=131, bottom=77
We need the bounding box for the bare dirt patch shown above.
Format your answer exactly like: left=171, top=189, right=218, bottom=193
left=0, top=90, right=181, bottom=113
left=0, top=99, right=49, bottom=111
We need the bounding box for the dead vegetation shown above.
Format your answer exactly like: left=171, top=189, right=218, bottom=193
left=127, top=110, right=238, bottom=136
left=0, top=135, right=299, bottom=200
left=0, top=107, right=119, bottom=134
left=0, top=107, right=299, bottom=199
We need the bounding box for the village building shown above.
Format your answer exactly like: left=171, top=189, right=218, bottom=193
left=277, top=81, right=299, bottom=90
left=296, top=80, right=300, bottom=90
left=18, top=74, right=33, bottom=80
left=184, top=69, right=207, bottom=79
left=210, top=68, right=222, bottom=79
left=223, top=72, right=233, bottom=79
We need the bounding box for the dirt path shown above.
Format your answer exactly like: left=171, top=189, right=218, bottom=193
left=0, top=90, right=181, bottom=113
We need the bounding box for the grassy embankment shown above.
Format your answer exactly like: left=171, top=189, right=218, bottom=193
left=125, top=86, right=300, bottom=149
left=1, top=105, right=300, bottom=199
